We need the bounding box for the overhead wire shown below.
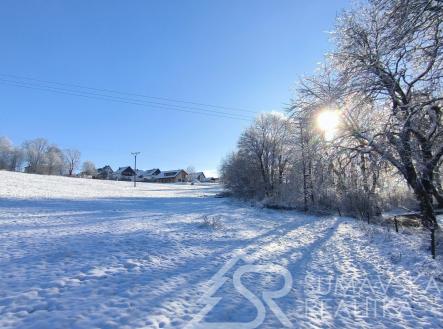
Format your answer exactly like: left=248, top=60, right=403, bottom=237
left=0, top=73, right=260, bottom=120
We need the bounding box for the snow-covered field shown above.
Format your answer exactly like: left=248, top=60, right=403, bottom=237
left=0, top=171, right=442, bottom=329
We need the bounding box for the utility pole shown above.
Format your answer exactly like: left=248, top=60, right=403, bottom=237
left=131, top=152, right=140, bottom=187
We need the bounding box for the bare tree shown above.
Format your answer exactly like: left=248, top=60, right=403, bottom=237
left=64, top=149, right=81, bottom=176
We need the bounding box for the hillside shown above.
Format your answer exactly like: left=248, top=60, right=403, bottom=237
left=0, top=171, right=442, bottom=329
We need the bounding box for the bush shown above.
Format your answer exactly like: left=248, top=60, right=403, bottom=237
left=199, top=215, right=223, bottom=230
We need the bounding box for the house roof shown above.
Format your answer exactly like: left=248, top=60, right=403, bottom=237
left=156, top=169, right=187, bottom=179
left=189, top=172, right=206, bottom=179
left=115, top=166, right=135, bottom=175
left=97, top=165, right=113, bottom=172
left=144, top=168, right=160, bottom=176
left=136, top=168, right=160, bottom=177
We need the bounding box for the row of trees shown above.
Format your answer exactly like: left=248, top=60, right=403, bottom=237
left=221, top=0, right=442, bottom=240
left=0, top=136, right=96, bottom=176
left=221, top=112, right=396, bottom=216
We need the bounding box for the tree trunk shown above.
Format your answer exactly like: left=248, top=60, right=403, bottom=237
left=432, top=168, right=443, bottom=208
left=431, top=228, right=436, bottom=259
left=360, top=153, right=370, bottom=194
left=414, top=183, right=438, bottom=230
left=299, top=123, right=308, bottom=212
left=308, top=159, right=315, bottom=205
left=431, top=185, right=443, bottom=209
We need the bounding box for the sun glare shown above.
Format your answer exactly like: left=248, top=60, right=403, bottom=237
left=317, top=110, right=340, bottom=141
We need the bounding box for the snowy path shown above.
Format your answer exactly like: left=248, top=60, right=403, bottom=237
left=0, top=171, right=442, bottom=328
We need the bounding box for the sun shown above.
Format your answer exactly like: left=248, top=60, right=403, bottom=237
left=317, top=110, right=340, bottom=141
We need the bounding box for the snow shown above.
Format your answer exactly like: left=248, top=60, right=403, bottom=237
left=155, top=170, right=185, bottom=179
left=0, top=170, right=442, bottom=328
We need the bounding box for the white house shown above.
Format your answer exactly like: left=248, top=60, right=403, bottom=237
left=136, top=168, right=161, bottom=182
left=188, top=172, right=206, bottom=182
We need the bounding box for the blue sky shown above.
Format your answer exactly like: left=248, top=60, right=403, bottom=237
left=0, top=0, right=350, bottom=176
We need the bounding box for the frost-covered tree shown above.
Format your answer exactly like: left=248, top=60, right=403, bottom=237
left=22, top=138, right=49, bottom=174
left=0, top=137, right=13, bottom=170
left=282, top=0, right=443, bottom=258
left=290, top=0, right=443, bottom=230
left=0, top=137, right=13, bottom=169
left=290, top=65, right=390, bottom=217
left=331, top=0, right=443, bottom=229
left=222, top=113, right=295, bottom=202
left=45, top=145, right=65, bottom=175
left=10, top=148, right=24, bottom=172
left=64, top=149, right=81, bottom=176
left=0, top=137, right=23, bottom=172
left=23, top=139, right=66, bottom=175
left=81, top=160, right=97, bottom=176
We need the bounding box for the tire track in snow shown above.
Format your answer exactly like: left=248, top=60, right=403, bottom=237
left=174, top=216, right=339, bottom=328
left=283, top=221, right=443, bottom=329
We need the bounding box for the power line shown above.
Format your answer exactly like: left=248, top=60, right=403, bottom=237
left=0, top=73, right=260, bottom=114
left=0, top=77, right=253, bottom=120
left=0, top=78, right=255, bottom=121
left=0, top=77, right=253, bottom=119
